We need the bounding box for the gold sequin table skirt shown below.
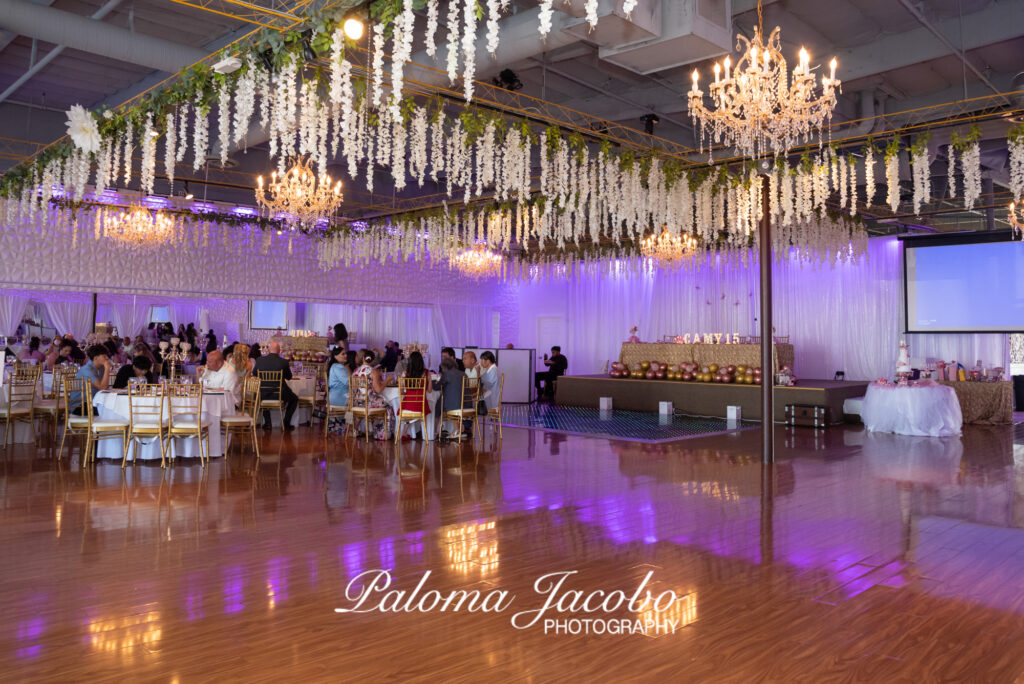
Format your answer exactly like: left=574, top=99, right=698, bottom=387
left=618, top=342, right=795, bottom=374
left=937, top=381, right=1013, bottom=425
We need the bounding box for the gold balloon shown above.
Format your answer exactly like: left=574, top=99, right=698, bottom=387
left=708, top=363, right=719, bottom=374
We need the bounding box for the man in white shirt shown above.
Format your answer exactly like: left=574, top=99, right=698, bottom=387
left=199, top=350, right=240, bottom=407
left=479, top=351, right=501, bottom=411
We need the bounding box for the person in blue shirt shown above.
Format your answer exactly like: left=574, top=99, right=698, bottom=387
left=70, top=344, right=112, bottom=413
left=327, top=348, right=356, bottom=434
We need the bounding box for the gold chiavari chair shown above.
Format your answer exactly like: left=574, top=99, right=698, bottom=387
left=480, top=374, right=504, bottom=440
left=2, top=376, right=38, bottom=449
left=35, top=365, right=78, bottom=443
left=348, top=375, right=388, bottom=443
left=123, top=383, right=168, bottom=468
left=443, top=377, right=479, bottom=444
left=167, top=383, right=210, bottom=466
left=58, top=377, right=129, bottom=464
left=324, top=373, right=351, bottom=440
left=12, top=362, right=43, bottom=386
left=296, top=364, right=324, bottom=427
left=394, top=376, right=429, bottom=444
left=255, top=369, right=285, bottom=428
left=221, top=375, right=261, bottom=461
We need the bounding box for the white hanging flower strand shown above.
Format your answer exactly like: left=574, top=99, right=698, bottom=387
left=462, top=0, right=478, bottom=102
left=371, top=23, right=386, bottom=109
left=911, top=137, right=930, bottom=216
left=445, top=0, right=461, bottom=84
left=192, top=103, right=209, bottom=172
left=622, top=0, right=638, bottom=18
left=962, top=139, right=981, bottom=210
left=218, top=81, right=232, bottom=167
left=1009, top=133, right=1024, bottom=203
left=864, top=146, right=875, bottom=206
left=885, top=142, right=900, bottom=213
left=584, top=0, right=599, bottom=29
left=141, top=112, right=156, bottom=195
left=538, top=0, right=554, bottom=39
left=947, top=144, right=957, bottom=199
left=164, top=111, right=176, bottom=190
left=486, top=0, right=501, bottom=55
left=425, top=0, right=439, bottom=58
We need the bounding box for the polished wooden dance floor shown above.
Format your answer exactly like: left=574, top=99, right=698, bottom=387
left=2, top=420, right=1024, bottom=681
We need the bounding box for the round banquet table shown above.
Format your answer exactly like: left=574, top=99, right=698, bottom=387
left=92, top=390, right=237, bottom=461
left=380, top=385, right=441, bottom=440
left=861, top=382, right=963, bottom=437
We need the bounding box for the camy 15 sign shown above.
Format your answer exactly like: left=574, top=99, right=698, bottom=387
left=674, top=333, right=742, bottom=344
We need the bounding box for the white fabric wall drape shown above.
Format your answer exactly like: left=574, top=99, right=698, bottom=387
left=434, top=303, right=495, bottom=347
left=43, top=301, right=94, bottom=339
left=102, top=296, right=152, bottom=339
left=516, top=237, right=1008, bottom=380
left=0, top=293, right=30, bottom=336
left=308, top=303, right=443, bottom=354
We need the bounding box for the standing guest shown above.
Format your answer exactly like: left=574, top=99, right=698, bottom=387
left=249, top=343, right=262, bottom=360
left=205, top=328, right=217, bottom=354
left=229, top=343, right=253, bottom=380
left=534, top=345, right=568, bottom=400
left=397, top=351, right=430, bottom=440
left=143, top=323, right=159, bottom=347
left=479, top=351, right=501, bottom=412
left=199, top=350, right=240, bottom=406
left=463, top=350, right=480, bottom=380
left=253, top=341, right=298, bottom=430
left=17, top=337, right=45, bottom=364
left=333, top=323, right=348, bottom=345
left=381, top=341, right=400, bottom=373
left=176, top=324, right=187, bottom=340
left=352, top=349, right=392, bottom=440
left=440, top=346, right=465, bottom=372
left=113, top=356, right=154, bottom=389
left=185, top=323, right=198, bottom=346
left=71, top=344, right=112, bottom=410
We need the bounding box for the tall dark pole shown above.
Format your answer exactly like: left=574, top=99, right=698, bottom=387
left=759, top=176, right=774, bottom=464
left=90, top=292, right=98, bottom=333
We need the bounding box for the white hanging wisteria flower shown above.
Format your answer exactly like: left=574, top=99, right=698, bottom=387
left=141, top=112, right=157, bottom=195
left=486, top=0, right=501, bottom=55
left=176, top=102, right=191, bottom=163
left=1009, top=127, right=1024, bottom=203
left=329, top=28, right=346, bottom=104
left=65, top=105, right=101, bottom=154
left=538, top=0, right=554, bottom=39
left=584, top=0, right=599, bottom=29
left=233, top=58, right=256, bottom=145
left=425, top=0, right=439, bottom=58
left=910, top=135, right=930, bottom=216
left=864, top=146, right=875, bottom=206
left=622, top=0, right=638, bottom=17
left=122, top=120, right=134, bottom=186
left=371, top=22, right=386, bottom=108
left=217, top=80, right=232, bottom=166
left=848, top=154, right=858, bottom=217
left=389, top=0, right=416, bottom=118
left=164, top=111, right=176, bottom=190
left=947, top=144, right=957, bottom=199
left=961, top=139, right=981, bottom=211
left=445, top=0, right=461, bottom=84
left=462, top=0, right=478, bottom=102
left=192, top=104, right=209, bottom=172
left=885, top=140, right=900, bottom=213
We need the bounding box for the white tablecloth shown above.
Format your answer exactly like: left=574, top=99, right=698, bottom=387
left=92, top=390, right=237, bottom=461
left=381, top=386, right=441, bottom=440
left=861, top=382, right=963, bottom=437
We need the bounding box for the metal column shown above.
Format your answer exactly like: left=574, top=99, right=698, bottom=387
left=759, top=176, right=774, bottom=464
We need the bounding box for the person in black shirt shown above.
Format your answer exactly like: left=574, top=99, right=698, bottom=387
left=113, top=356, right=154, bottom=389
left=381, top=340, right=400, bottom=373
left=440, top=346, right=465, bottom=373
left=535, top=346, right=568, bottom=400
left=253, top=341, right=298, bottom=430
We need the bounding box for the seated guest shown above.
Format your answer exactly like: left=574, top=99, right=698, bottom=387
left=104, top=339, right=127, bottom=366
left=71, top=344, right=112, bottom=410
left=479, top=351, right=501, bottom=412
left=249, top=343, right=262, bottom=360
left=17, top=336, right=45, bottom=364
left=438, top=356, right=474, bottom=440
left=228, top=343, right=253, bottom=380
left=132, top=342, right=157, bottom=367
left=381, top=341, right=400, bottom=373
left=352, top=349, right=392, bottom=440
left=463, top=350, right=480, bottom=380
left=253, top=341, right=297, bottom=430
left=535, top=345, right=568, bottom=400
left=46, top=341, right=75, bottom=369
left=440, top=346, right=465, bottom=372
left=185, top=323, right=198, bottom=346
left=397, top=351, right=430, bottom=440
left=113, top=356, right=154, bottom=389
left=67, top=341, right=86, bottom=364
left=328, top=348, right=356, bottom=408
left=143, top=323, right=159, bottom=347
left=199, top=350, right=240, bottom=406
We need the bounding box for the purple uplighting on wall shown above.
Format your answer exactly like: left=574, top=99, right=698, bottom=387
left=232, top=206, right=257, bottom=216
left=190, top=202, right=216, bottom=213
left=143, top=196, right=171, bottom=209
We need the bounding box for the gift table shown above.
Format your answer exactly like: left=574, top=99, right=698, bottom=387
left=618, top=342, right=795, bottom=374
left=936, top=381, right=1013, bottom=425
left=861, top=382, right=962, bottom=437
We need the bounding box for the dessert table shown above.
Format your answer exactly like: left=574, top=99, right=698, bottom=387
left=380, top=385, right=442, bottom=440
left=618, top=342, right=795, bottom=374
left=861, top=382, right=963, bottom=437
left=92, top=389, right=236, bottom=461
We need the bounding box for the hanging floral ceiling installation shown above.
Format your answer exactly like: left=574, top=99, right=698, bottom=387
left=1, top=1, right=1021, bottom=282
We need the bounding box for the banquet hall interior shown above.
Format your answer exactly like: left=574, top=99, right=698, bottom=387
left=2, top=0, right=1024, bottom=680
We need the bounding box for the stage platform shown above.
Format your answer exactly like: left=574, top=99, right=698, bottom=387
left=555, top=375, right=870, bottom=424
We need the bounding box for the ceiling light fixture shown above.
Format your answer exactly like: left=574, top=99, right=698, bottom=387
left=108, top=204, right=175, bottom=247
left=256, top=156, right=343, bottom=229
left=687, top=0, right=840, bottom=160
left=452, top=243, right=503, bottom=279
left=343, top=16, right=365, bottom=41
left=641, top=227, right=698, bottom=268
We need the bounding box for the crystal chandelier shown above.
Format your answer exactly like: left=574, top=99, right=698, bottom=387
left=451, top=243, right=503, bottom=279
left=108, top=204, right=174, bottom=246
left=256, top=156, right=342, bottom=229
left=641, top=227, right=698, bottom=267
left=687, top=2, right=840, bottom=160
left=1009, top=202, right=1024, bottom=240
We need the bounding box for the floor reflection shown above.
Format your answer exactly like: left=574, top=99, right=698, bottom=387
left=1, top=420, right=1023, bottom=679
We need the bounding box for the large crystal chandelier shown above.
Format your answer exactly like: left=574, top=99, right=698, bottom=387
left=687, top=2, right=840, bottom=160
left=641, top=227, right=698, bottom=267
left=451, top=243, right=503, bottom=279
left=256, top=156, right=342, bottom=229
left=108, top=204, right=174, bottom=246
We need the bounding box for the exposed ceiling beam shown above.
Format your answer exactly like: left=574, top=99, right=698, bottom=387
left=0, top=0, right=207, bottom=73
left=0, top=0, right=55, bottom=54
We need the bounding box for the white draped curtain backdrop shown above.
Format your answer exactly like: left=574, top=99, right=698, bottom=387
left=43, top=300, right=94, bottom=339
left=515, top=237, right=1009, bottom=380
left=0, top=293, right=29, bottom=336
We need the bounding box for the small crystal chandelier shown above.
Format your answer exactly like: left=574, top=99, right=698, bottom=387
left=641, top=227, right=698, bottom=267
left=451, top=243, right=503, bottom=279
left=256, top=156, right=342, bottom=229
left=108, top=204, right=174, bottom=246
left=687, top=1, right=840, bottom=160
left=1009, top=202, right=1024, bottom=239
